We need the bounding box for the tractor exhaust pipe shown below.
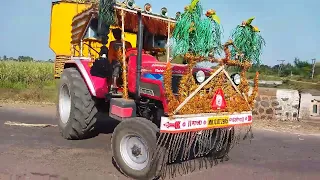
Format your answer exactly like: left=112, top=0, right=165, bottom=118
left=136, top=11, right=144, bottom=100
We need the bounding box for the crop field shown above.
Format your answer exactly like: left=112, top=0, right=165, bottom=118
left=0, top=61, right=56, bottom=103
left=0, top=61, right=54, bottom=88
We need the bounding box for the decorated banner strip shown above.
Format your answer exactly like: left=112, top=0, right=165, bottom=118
left=160, top=113, right=252, bottom=133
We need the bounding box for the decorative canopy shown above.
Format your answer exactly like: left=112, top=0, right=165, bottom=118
left=71, top=5, right=99, bottom=44
left=71, top=3, right=176, bottom=44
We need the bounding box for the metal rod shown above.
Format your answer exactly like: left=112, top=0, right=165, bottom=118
left=171, top=111, right=252, bottom=119
left=114, top=5, right=176, bottom=23
left=88, top=41, right=91, bottom=58
left=71, top=45, right=74, bottom=57
left=311, top=58, right=316, bottom=79
left=80, top=40, right=83, bottom=56
left=277, top=59, right=285, bottom=76
left=166, top=22, right=170, bottom=62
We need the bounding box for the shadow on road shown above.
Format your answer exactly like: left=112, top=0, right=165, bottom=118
left=83, top=100, right=121, bottom=139
left=63, top=111, right=120, bottom=141
left=94, top=112, right=120, bottom=135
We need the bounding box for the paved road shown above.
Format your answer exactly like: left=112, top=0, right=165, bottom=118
left=0, top=104, right=320, bottom=180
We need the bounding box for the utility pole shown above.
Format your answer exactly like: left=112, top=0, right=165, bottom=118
left=311, top=58, right=316, bottom=79
left=277, top=60, right=285, bottom=76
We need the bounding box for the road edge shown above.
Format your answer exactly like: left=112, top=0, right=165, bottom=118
left=1, top=101, right=319, bottom=137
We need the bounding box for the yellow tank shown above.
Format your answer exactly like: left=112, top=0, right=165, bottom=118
left=49, top=0, right=137, bottom=78
left=49, top=1, right=90, bottom=56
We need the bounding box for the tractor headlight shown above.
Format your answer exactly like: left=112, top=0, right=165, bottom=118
left=231, top=73, right=241, bottom=85
left=196, top=70, right=205, bottom=83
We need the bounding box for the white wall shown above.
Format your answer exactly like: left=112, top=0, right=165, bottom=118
left=275, top=89, right=300, bottom=121
left=299, top=93, right=313, bottom=119
left=299, top=94, right=320, bottom=118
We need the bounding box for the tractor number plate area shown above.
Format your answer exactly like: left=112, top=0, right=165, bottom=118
left=160, top=113, right=252, bottom=133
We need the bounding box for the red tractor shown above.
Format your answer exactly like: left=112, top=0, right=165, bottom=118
left=52, top=0, right=258, bottom=179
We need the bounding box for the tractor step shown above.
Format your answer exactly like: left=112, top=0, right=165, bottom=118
left=105, top=92, right=123, bottom=101
left=109, top=98, right=136, bottom=120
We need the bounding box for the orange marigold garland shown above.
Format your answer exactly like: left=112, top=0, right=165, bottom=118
left=116, top=48, right=128, bottom=99
left=163, top=62, right=179, bottom=116
left=165, top=40, right=260, bottom=116
left=248, top=71, right=259, bottom=107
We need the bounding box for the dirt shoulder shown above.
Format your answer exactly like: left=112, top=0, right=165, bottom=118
left=1, top=101, right=319, bottom=135
left=0, top=88, right=56, bottom=104
left=253, top=119, right=320, bottom=136
left=0, top=100, right=55, bottom=116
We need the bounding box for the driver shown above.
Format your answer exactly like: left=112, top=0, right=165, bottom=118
left=108, top=28, right=132, bottom=92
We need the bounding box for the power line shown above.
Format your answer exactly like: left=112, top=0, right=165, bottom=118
left=277, top=60, right=285, bottom=76
left=311, top=58, right=316, bottom=79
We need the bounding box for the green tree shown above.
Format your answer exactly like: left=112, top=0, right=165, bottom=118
left=292, top=57, right=312, bottom=78
left=18, top=56, right=34, bottom=62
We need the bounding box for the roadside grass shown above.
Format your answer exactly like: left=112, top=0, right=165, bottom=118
left=246, top=71, right=320, bottom=90
left=0, top=60, right=56, bottom=103
left=247, top=72, right=283, bottom=81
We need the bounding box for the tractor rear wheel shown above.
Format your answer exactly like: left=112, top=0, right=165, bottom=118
left=111, top=118, right=163, bottom=180
left=56, top=67, right=98, bottom=140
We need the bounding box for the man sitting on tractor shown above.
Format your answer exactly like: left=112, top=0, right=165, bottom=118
left=108, top=28, right=132, bottom=93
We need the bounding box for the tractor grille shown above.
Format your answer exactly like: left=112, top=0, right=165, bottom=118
left=171, top=74, right=208, bottom=95
left=172, top=75, right=182, bottom=94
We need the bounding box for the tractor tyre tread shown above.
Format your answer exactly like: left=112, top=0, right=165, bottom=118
left=57, top=67, right=98, bottom=140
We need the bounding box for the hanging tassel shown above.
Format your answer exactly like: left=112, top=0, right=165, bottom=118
left=171, top=0, right=222, bottom=58
left=150, top=126, right=254, bottom=179
left=229, top=17, right=266, bottom=65
left=205, top=9, right=223, bottom=55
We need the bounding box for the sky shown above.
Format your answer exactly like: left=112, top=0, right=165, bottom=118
left=0, top=0, right=319, bottom=66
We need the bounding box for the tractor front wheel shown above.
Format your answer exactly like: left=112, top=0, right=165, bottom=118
left=209, top=127, right=235, bottom=160
left=111, top=118, right=163, bottom=180
left=56, top=67, right=98, bottom=140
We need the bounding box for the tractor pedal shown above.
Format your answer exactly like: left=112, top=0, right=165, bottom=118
left=111, top=92, right=123, bottom=97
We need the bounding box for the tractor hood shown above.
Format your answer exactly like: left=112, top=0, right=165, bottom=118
left=141, top=61, right=212, bottom=76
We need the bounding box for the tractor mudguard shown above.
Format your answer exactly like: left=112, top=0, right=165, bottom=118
left=64, top=57, right=109, bottom=98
